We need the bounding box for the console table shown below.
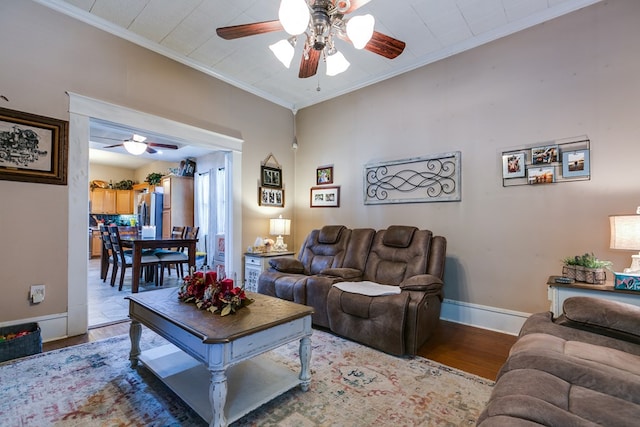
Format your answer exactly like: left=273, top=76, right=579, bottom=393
left=126, top=287, right=313, bottom=427
left=547, top=276, right=640, bottom=316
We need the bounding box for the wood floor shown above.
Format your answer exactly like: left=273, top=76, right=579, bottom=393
left=44, top=319, right=517, bottom=381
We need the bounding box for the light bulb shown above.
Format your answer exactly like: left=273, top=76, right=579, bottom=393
left=279, top=0, right=310, bottom=36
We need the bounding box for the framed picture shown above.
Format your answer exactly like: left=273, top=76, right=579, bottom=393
left=0, top=107, right=68, bottom=185
left=258, top=186, right=284, bottom=207
left=261, top=165, right=282, bottom=188
left=531, top=145, right=559, bottom=164
left=562, top=149, right=590, bottom=177
left=310, top=186, right=340, bottom=208
left=528, top=167, right=555, bottom=184
left=316, top=165, right=334, bottom=185
left=502, top=152, right=526, bottom=178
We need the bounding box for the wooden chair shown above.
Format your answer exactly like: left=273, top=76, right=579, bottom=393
left=157, top=226, right=199, bottom=286
left=108, top=225, right=161, bottom=291
left=99, top=225, right=117, bottom=285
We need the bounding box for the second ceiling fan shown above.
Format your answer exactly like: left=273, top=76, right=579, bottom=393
left=103, top=134, right=179, bottom=155
left=216, top=0, right=406, bottom=78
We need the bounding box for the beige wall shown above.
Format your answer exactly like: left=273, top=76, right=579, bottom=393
left=292, top=0, right=640, bottom=314
left=1, top=0, right=638, bottom=327
left=0, top=1, right=294, bottom=323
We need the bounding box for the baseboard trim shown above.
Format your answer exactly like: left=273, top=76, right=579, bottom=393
left=0, top=313, right=68, bottom=342
left=441, top=299, right=530, bottom=336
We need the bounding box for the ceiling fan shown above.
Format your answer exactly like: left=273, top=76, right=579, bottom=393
left=216, top=0, right=406, bottom=78
left=102, top=134, right=179, bottom=155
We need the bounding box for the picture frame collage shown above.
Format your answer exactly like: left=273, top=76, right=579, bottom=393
left=258, top=164, right=284, bottom=207
left=501, top=138, right=590, bottom=187
left=311, top=165, right=339, bottom=207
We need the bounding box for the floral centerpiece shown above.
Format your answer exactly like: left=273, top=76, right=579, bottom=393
left=178, top=269, right=253, bottom=316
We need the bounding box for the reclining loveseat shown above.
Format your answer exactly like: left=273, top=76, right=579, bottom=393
left=257, top=225, right=446, bottom=355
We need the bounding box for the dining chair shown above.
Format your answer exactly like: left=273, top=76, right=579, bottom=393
left=157, top=226, right=199, bottom=286
left=108, top=225, right=161, bottom=291
left=155, top=226, right=186, bottom=278
left=99, top=225, right=117, bottom=285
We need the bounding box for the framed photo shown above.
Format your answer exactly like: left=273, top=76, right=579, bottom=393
left=0, top=107, right=68, bottom=185
left=562, top=149, right=590, bottom=177
left=310, top=186, right=340, bottom=208
left=528, top=167, right=555, bottom=184
left=531, top=145, right=559, bottom=164
left=316, top=165, right=334, bottom=185
left=502, top=152, right=526, bottom=178
left=261, top=165, right=282, bottom=188
left=258, top=186, right=284, bottom=207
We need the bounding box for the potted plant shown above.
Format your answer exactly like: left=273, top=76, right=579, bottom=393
left=562, top=253, right=612, bottom=284
left=145, top=172, right=163, bottom=186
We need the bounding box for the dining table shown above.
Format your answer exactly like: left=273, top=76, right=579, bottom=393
left=119, top=234, right=198, bottom=293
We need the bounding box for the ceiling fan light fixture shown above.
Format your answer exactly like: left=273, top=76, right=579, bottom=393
left=326, top=50, right=350, bottom=76
left=123, top=139, right=147, bottom=155
left=279, top=0, right=310, bottom=36
left=346, top=14, right=375, bottom=49
left=132, top=134, right=147, bottom=143
left=270, top=38, right=296, bottom=68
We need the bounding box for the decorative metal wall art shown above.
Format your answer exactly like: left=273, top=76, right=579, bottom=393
left=363, top=151, right=461, bottom=205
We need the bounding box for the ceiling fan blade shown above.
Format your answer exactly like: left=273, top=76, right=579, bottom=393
left=146, top=146, right=157, bottom=154
left=216, top=20, right=284, bottom=40
left=338, top=0, right=372, bottom=14
left=148, top=142, right=179, bottom=150
left=299, top=49, right=321, bottom=78
left=364, top=31, right=406, bottom=59
left=103, top=144, right=124, bottom=149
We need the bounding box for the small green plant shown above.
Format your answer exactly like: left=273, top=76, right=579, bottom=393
left=145, top=172, right=163, bottom=185
left=562, top=253, right=612, bottom=270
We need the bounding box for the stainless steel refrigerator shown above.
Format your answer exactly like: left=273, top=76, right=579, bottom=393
left=137, top=192, right=163, bottom=238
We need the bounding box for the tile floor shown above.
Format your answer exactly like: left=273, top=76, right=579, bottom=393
left=87, top=257, right=182, bottom=327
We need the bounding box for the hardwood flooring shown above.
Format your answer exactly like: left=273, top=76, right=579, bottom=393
left=44, top=318, right=516, bottom=381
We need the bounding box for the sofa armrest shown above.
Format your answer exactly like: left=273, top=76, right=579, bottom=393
left=558, top=296, right=640, bottom=344
left=399, top=274, right=443, bottom=293
left=268, top=258, right=305, bottom=274
left=320, top=267, right=363, bottom=280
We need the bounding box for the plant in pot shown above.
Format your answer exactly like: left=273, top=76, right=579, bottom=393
left=562, top=253, right=613, bottom=284
left=145, top=172, right=163, bottom=186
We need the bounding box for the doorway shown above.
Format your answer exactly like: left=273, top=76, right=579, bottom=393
left=67, top=92, right=243, bottom=337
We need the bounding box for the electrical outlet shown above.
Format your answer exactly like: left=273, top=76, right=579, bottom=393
left=30, top=285, right=45, bottom=304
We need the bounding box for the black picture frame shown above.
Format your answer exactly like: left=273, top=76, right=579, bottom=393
left=261, top=165, right=282, bottom=188
left=0, top=107, right=68, bottom=185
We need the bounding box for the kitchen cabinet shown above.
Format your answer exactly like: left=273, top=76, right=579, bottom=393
left=90, top=188, right=133, bottom=214
left=91, top=229, right=103, bottom=258
left=161, top=175, right=194, bottom=238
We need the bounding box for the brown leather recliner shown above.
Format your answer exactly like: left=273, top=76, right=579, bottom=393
left=257, top=225, right=352, bottom=307
left=326, top=225, right=447, bottom=356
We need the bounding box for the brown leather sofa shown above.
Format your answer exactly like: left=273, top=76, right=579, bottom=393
left=258, top=225, right=446, bottom=355
left=478, top=297, right=640, bottom=426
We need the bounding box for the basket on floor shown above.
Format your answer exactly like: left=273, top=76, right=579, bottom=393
left=0, top=322, right=42, bottom=363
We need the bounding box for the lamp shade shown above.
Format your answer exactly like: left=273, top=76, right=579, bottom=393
left=346, top=14, right=375, bottom=49
left=269, top=39, right=295, bottom=68
left=610, top=215, right=640, bottom=250
left=270, top=215, right=291, bottom=236
left=279, top=0, right=310, bottom=36
left=326, top=51, right=350, bottom=76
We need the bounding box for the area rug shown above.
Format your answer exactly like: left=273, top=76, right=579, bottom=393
left=0, top=329, right=493, bottom=426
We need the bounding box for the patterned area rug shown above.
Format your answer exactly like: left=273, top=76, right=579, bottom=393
left=0, top=329, right=493, bottom=426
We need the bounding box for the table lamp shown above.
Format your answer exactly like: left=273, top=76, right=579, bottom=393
left=270, top=215, right=291, bottom=252
left=609, top=214, right=640, bottom=272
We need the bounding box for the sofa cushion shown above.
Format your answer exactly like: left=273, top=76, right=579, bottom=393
left=560, top=297, right=640, bottom=344
left=382, top=225, right=417, bottom=248
left=318, top=225, right=346, bottom=244
left=269, top=257, right=304, bottom=273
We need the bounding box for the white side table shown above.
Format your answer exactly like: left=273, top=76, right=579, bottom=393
left=547, top=275, right=640, bottom=316
left=244, top=251, right=295, bottom=292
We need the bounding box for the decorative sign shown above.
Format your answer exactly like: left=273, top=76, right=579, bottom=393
left=363, top=151, right=461, bottom=205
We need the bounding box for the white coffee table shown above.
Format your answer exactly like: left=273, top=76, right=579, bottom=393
left=126, top=288, right=313, bottom=427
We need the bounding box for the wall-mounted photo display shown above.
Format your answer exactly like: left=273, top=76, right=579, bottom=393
left=258, top=186, right=284, bottom=207
left=528, top=167, right=555, bottom=184
left=310, top=186, right=340, bottom=207
left=531, top=145, right=559, bottom=164
left=502, top=152, right=526, bottom=178
left=316, top=165, right=334, bottom=185
left=562, top=149, right=590, bottom=177
left=261, top=165, right=282, bottom=188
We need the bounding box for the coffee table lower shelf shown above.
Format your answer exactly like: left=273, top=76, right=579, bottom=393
left=139, top=343, right=300, bottom=424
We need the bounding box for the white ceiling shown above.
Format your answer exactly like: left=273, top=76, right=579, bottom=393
left=39, top=0, right=601, bottom=111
